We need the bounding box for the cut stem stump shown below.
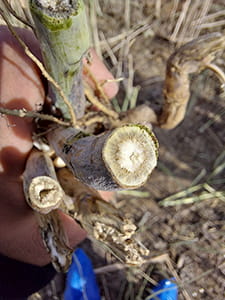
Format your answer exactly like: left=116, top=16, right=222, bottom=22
left=23, top=150, right=72, bottom=272
left=47, top=124, right=159, bottom=190
left=23, top=149, right=64, bottom=213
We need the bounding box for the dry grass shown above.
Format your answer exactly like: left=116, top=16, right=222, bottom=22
left=84, top=1, right=225, bottom=299
left=85, top=0, right=225, bottom=114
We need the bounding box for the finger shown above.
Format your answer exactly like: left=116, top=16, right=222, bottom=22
left=0, top=27, right=86, bottom=265
left=98, top=190, right=115, bottom=202
left=0, top=26, right=45, bottom=175
left=0, top=186, right=86, bottom=266
left=58, top=210, right=87, bottom=254
left=83, top=48, right=119, bottom=99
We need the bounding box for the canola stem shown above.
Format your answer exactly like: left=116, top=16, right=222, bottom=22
left=23, top=149, right=64, bottom=213
left=23, top=149, right=72, bottom=272
left=29, top=0, right=90, bottom=120
left=47, top=124, right=158, bottom=190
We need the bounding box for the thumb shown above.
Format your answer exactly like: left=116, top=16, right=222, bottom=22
left=0, top=26, right=86, bottom=266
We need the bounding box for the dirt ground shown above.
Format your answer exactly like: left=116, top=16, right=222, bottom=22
left=31, top=1, right=225, bottom=299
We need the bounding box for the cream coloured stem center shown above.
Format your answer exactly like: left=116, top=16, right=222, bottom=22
left=117, top=140, right=145, bottom=173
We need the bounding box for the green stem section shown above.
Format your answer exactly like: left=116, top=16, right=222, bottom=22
left=29, top=0, right=90, bottom=120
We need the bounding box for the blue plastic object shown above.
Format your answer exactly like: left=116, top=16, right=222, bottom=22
left=64, top=248, right=101, bottom=300
left=151, top=278, right=178, bottom=300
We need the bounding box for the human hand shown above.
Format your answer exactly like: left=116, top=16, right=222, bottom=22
left=0, top=26, right=118, bottom=266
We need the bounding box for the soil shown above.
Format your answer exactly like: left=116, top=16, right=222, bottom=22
left=31, top=1, right=225, bottom=299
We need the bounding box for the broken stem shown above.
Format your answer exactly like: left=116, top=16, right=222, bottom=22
left=37, top=210, right=73, bottom=272
left=57, top=168, right=149, bottom=265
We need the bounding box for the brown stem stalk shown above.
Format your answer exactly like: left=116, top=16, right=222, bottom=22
left=23, top=150, right=72, bottom=272
left=23, top=150, right=64, bottom=213
left=160, top=32, right=225, bottom=129
left=47, top=124, right=158, bottom=190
